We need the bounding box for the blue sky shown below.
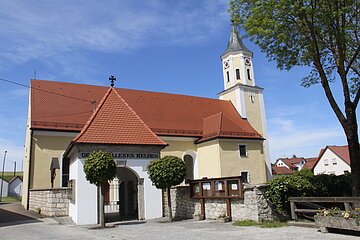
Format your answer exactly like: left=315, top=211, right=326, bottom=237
left=0, top=0, right=354, bottom=171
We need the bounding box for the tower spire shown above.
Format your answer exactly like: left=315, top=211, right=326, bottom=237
left=222, top=24, right=252, bottom=56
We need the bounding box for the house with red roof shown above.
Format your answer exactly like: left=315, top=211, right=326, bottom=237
left=21, top=25, right=272, bottom=224
left=274, top=157, right=307, bottom=171
left=313, top=145, right=351, bottom=175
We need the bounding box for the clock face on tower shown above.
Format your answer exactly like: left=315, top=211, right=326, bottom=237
left=244, top=58, right=251, bottom=66
left=224, top=60, right=230, bottom=69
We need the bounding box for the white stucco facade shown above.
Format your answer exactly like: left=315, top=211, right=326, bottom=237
left=68, top=156, right=162, bottom=225
left=314, top=149, right=351, bottom=175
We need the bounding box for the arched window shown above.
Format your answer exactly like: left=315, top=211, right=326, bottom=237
left=184, top=155, right=194, bottom=182
left=247, top=69, right=251, bottom=80
left=226, top=71, right=230, bottom=82
left=236, top=69, right=240, bottom=80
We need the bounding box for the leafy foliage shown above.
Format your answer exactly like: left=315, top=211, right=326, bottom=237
left=83, top=151, right=117, bottom=186
left=229, top=0, right=360, bottom=197
left=265, top=170, right=352, bottom=214
left=147, top=155, right=186, bottom=189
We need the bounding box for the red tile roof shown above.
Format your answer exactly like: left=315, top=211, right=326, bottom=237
left=303, top=157, right=318, bottom=170
left=276, top=157, right=305, bottom=169
left=197, top=112, right=258, bottom=143
left=73, top=88, right=167, bottom=146
left=318, top=145, right=351, bottom=165
left=30, top=80, right=262, bottom=141
left=272, top=166, right=295, bottom=175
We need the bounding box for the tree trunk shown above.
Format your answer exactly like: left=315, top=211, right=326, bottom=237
left=344, top=109, right=360, bottom=197
left=166, top=187, right=172, bottom=221
left=99, top=184, right=105, bottom=227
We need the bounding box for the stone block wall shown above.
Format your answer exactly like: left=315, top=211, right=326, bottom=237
left=163, top=184, right=274, bottom=222
left=29, top=188, right=70, bottom=216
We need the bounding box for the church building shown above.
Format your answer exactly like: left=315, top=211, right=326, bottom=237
left=22, top=26, right=271, bottom=224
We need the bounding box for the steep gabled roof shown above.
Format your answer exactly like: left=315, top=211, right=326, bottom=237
left=73, top=88, right=167, bottom=146
left=30, top=80, right=262, bottom=141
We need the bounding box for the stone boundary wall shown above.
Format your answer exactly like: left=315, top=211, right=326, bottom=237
left=163, top=184, right=274, bottom=222
left=29, top=188, right=70, bottom=216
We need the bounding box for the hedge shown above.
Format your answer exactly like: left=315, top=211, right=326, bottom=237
left=265, top=169, right=352, bottom=214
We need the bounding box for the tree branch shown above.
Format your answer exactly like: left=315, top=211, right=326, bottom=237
left=346, top=45, right=360, bottom=74
left=354, top=88, right=360, bottom=108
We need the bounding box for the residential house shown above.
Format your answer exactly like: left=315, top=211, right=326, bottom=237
left=313, top=145, right=351, bottom=175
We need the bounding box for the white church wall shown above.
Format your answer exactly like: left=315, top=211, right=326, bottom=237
left=69, top=158, right=98, bottom=225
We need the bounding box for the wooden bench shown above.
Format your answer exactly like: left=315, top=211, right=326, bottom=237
left=289, top=197, right=360, bottom=220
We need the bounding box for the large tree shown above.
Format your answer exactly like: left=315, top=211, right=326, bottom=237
left=229, top=0, right=359, bottom=196
left=83, top=150, right=117, bottom=227
left=147, top=156, right=186, bottom=221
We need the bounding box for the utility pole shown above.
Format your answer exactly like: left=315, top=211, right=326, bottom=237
left=0, top=151, right=7, bottom=202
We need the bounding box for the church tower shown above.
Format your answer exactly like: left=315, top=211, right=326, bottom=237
left=218, top=24, right=272, bottom=177
left=218, top=24, right=265, bottom=137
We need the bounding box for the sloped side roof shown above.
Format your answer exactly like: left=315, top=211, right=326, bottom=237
left=30, top=80, right=262, bottom=140
left=73, top=88, right=167, bottom=146
left=303, top=157, right=318, bottom=170
left=197, top=112, right=260, bottom=143
left=272, top=166, right=295, bottom=175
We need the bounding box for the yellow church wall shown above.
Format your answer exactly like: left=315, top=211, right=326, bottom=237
left=159, top=138, right=197, bottom=159
left=219, top=139, right=267, bottom=184
left=219, top=89, right=237, bottom=108
left=30, top=134, right=73, bottom=189
left=196, top=140, right=221, bottom=178
left=244, top=89, right=264, bottom=136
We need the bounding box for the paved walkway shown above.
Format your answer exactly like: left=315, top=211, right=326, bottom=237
left=0, top=218, right=358, bottom=239
left=0, top=202, right=41, bottom=227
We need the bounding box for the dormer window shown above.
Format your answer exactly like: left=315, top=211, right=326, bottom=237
left=236, top=69, right=240, bottom=80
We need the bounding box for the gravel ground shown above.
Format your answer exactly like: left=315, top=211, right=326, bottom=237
left=0, top=218, right=358, bottom=240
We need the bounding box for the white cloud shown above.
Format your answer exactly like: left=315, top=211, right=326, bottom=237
left=0, top=0, right=229, bottom=67
left=269, top=127, right=345, bottom=161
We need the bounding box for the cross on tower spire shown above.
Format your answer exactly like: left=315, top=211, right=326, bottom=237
left=109, top=75, right=116, bottom=87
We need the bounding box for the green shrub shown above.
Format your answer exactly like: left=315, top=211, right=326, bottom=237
left=265, top=170, right=352, bottom=214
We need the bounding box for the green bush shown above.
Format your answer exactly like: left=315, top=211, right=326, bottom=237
left=265, top=170, right=352, bottom=214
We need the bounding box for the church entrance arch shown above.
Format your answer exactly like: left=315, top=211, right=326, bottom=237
left=105, top=166, right=141, bottom=223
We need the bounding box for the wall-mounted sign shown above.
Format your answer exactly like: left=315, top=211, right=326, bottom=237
left=80, top=152, right=160, bottom=159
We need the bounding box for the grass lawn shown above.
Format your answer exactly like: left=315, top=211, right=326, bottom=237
left=1, top=172, right=23, bottom=182
left=233, top=220, right=288, bottom=228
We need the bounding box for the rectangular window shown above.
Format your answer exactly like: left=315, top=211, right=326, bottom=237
left=62, top=157, right=70, bottom=187
left=226, top=71, right=230, bottom=82
left=324, top=159, right=329, bottom=166
left=236, top=69, right=240, bottom=79
left=239, top=145, right=247, bottom=157
left=240, top=171, right=249, bottom=183
left=247, top=69, right=251, bottom=80
left=332, top=158, right=337, bottom=165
